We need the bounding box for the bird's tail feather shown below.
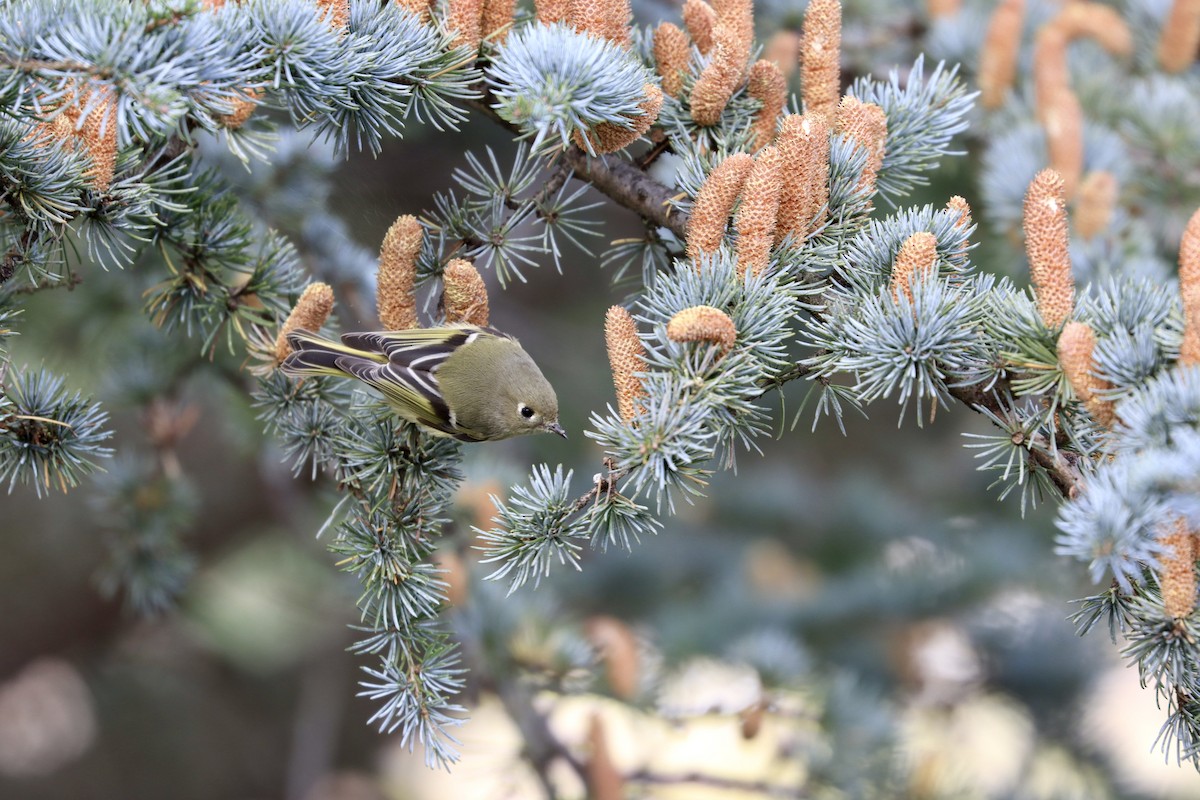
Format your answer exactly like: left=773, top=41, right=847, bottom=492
left=280, top=329, right=380, bottom=379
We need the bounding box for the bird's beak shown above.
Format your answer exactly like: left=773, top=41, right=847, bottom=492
left=544, top=421, right=567, bottom=439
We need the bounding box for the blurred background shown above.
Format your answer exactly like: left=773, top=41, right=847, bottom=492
left=4, top=0, right=1200, bottom=798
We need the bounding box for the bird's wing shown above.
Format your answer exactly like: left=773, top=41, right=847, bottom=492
left=334, top=357, right=484, bottom=441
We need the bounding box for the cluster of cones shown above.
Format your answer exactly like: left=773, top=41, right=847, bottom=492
left=653, top=0, right=839, bottom=142
left=603, top=301, right=737, bottom=426
left=1021, top=167, right=1200, bottom=621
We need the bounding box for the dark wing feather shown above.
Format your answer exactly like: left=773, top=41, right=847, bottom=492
left=335, top=357, right=467, bottom=436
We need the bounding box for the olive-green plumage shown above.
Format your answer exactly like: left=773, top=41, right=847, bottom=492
left=280, top=326, right=564, bottom=442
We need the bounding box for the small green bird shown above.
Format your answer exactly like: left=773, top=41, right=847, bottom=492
left=281, top=327, right=566, bottom=442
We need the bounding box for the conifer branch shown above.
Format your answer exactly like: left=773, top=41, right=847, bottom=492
left=949, top=382, right=1083, bottom=498
left=560, top=146, right=687, bottom=237
left=464, top=90, right=689, bottom=238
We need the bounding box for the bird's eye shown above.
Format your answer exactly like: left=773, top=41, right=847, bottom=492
left=520, top=405, right=534, bottom=419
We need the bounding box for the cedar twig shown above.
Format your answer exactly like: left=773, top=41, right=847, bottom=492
left=571, top=458, right=629, bottom=513
left=753, top=362, right=813, bottom=397
left=561, top=145, right=687, bottom=238
left=750, top=361, right=1081, bottom=498
left=0, top=54, right=96, bottom=73
left=0, top=229, right=40, bottom=285
left=948, top=381, right=1082, bottom=498
left=9, top=272, right=83, bottom=295
left=636, top=133, right=671, bottom=170
left=532, top=156, right=573, bottom=206
left=465, top=92, right=689, bottom=238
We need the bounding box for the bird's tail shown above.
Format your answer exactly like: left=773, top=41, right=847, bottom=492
left=279, top=329, right=383, bottom=379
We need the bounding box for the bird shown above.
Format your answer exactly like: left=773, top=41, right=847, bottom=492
left=279, top=326, right=566, bottom=442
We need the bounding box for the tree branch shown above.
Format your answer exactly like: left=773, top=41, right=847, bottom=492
left=0, top=228, right=40, bottom=286
left=559, top=146, right=687, bottom=238
left=751, top=362, right=1082, bottom=498
left=569, top=458, right=629, bottom=514
left=7, top=271, right=82, bottom=295
left=494, top=682, right=586, bottom=798
left=464, top=92, right=689, bottom=240
left=754, top=362, right=815, bottom=399
left=948, top=381, right=1083, bottom=499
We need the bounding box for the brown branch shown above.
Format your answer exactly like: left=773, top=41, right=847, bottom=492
left=143, top=9, right=193, bottom=34
left=0, top=247, right=18, bottom=285
left=495, top=682, right=585, bottom=799
left=8, top=271, right=82, bottom=295
left=0, top=229, right=40, bottom=285
left=754, top=362, right=814, bottom=399
left=465, top=93, right=689, bottom=240
left=570, top=458, right=629, bottom=514
left=560, top=146, right=687, bottom=239
left=1031, top=444, right=1083, bottom=498
left=532, top=156, right=573, bottom=208
left=0, top=54, right=97, bottom=74
left=458, top=616, right=585, bottom=798
left=948, top=381, right=1083, bottom=499
left=636, top=129, right=671, bottom=170
left=747, top=357, right=1082, bottom=499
